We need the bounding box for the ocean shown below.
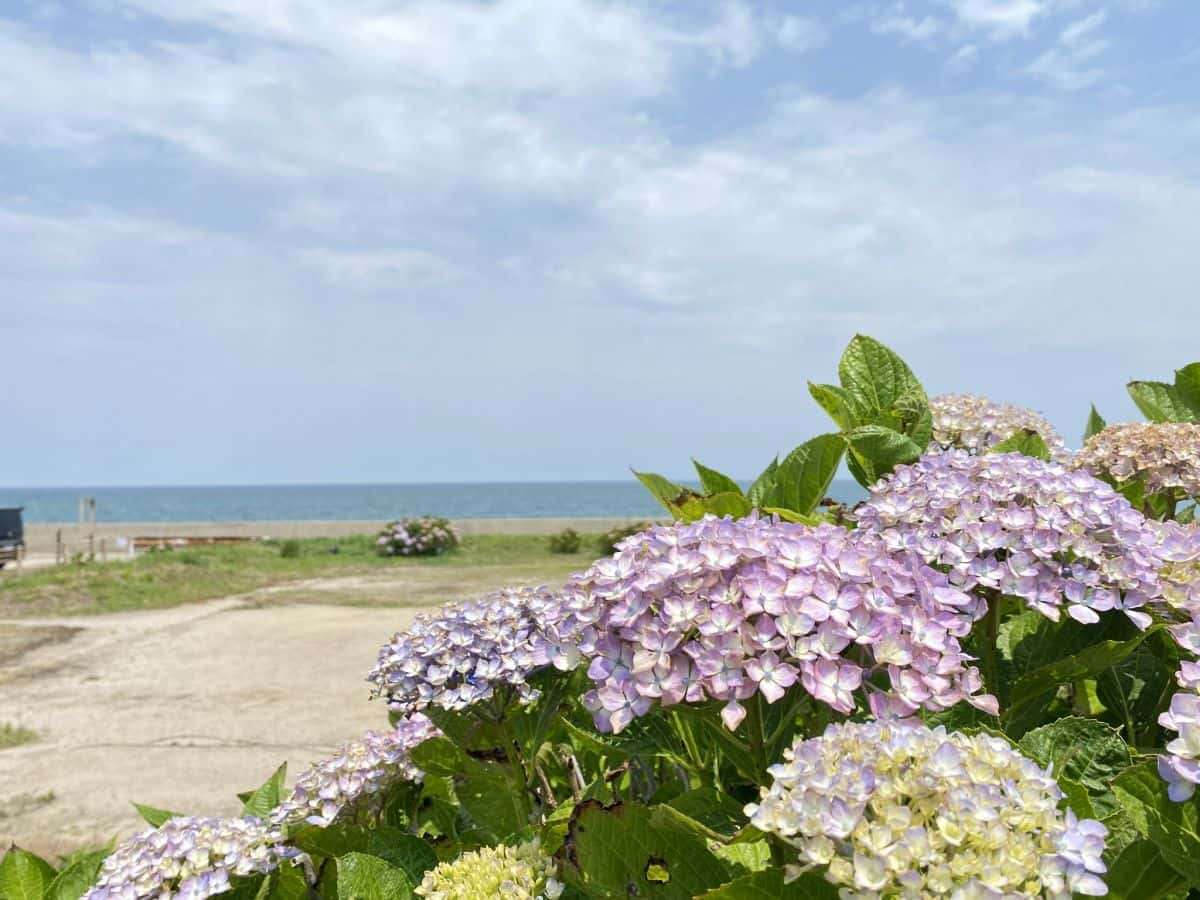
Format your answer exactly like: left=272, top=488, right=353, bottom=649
left=0, top=481, right=868, bottom=524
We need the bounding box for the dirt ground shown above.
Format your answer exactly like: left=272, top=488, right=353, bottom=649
left=0, top=569, right=561, bottom=857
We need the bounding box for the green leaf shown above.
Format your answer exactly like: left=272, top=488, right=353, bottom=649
left=1113, top=761, right=1200, bottom=884
left=761, top=434, right=845, bottom=515
left=746, top=459, right=778, bottom=507
left=632, top=470, right=693, bottom=516
left=1105, top=840, right=1187, bottom=900
left=988, top=428, right=1051, bottom=461
left=676, top=492, right=753, bottom=523
left=1004, top=626, right=1164, bottom=736
left=807, top=382, right=856, bottom=430
left=0, top=847, right=56, bottom=900
left=837, top=334, right=925, bottom=421
left=759, top=507, right=821, bottom=525
left=409, top=737, right=530, bottom=841
left=241, top=762, right=287, bottom=818
left=1175, top=363, right=1200, bottom=419
left=289, top=825, right=436, bottom=885
left=692, top=460, right=743, bottom=497
left=1127, top=381, right=1196, bottom=423
left=650, top=789, right=749, bottom=843
left=561, top=801, right=733, bottom=899
left=1084, top=404, right=1107, bottom=442
left=844, top=425, right=921, bottom=486
left=131, top=802, right=181, bottom=827
left=1096, top=635, right=1179, bottom=746
left=1018, top=717, right=1131, bottom=816
left=44, top=851, right=107, bottom=900
left=697, top=868, right=838, bottom=899
left=336, top=852, right=414, bottom=900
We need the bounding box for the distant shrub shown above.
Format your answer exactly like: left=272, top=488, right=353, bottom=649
left=547, top=527, right=581, bottom=554
left=595, top=521, right=652, bottom=556
left=279, top=540, right=302, bottom=559
left=377, top=517, right=460, bottom=557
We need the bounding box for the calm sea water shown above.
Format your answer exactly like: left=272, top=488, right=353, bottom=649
left=0, top=481, right=867, bottom=524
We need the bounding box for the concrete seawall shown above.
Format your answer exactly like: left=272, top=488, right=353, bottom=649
left=21, top=517, right=654, bottom=554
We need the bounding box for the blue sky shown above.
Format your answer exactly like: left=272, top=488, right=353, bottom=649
left=3, top=0, right=1199, bottom=486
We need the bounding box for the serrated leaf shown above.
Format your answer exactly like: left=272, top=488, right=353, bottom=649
left=1105, top=840, right=1187, bottom=900
left=697, top=868, right=838, bottom=899
left=808, top=382, right=856, bottom=430
left=676, top=492, right=753, bottom=523
left=988, top=428, right=1051, bottom=461
left=1084, top=405, right=1107, bottom=442
left=44, top=850, right=108, bottom=900
left=241, top=762, right=287, bottom=818
left=336, top=852, right=414, bottom=900
left=562, top=801, right=732, bottom=899
left=1175, top=363, right=1200, bottom=419
left=844, top=425, right=921, bottom=486
left=1018, top=717, right=1130, bottom=816
left=692, top=460, right=743, bottom=497
left=838, top=334, right=925, bottom=420
left=1113, top=761, right=1200, bottom=884
left=761, top=434, right=845, bottom=515
left=0, top=847, right=56, bottom=900
left=632, top=470, right=693, bottom=516
left=746, top=458, right=778, bottom=507
left=1127, top=381, right=1196, bottom=423
left=132, top=802, right=181, bottom=827
left=289, top=825, right=435, bottom=884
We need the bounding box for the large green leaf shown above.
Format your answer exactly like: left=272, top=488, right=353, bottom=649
left=761, top=434, right=845, bottom=515
left=1084, top=404, right=1107, bottom=442
left=988, top=429, right=1051, bottom=461
left=1127, top=381, right=1196, bottom=423
left=410, top=737, right=530, bottom=841
left=837, top=334, right=924, bottom=419
left=289, top=825, right=436, bottom=884
left=1096, top=635, right=1179, bottom=746
left=336, top=852, right=415, bottom=900
left=44, top=851, right=108, bottom=900
left=844, top=425, right=921, bottom=486
left=692, top=460, right=743, bottom=497
left=807, top=382, right=856, bottom=430
left=676, top=492, right=754, bottom=523
left=1175, top=363, right=1200, bottom=419
left=1113, top=761, right=1200, bottom=884
left=1105, top=841, right=1187, bottom=900
left=697, top=868, right=839, bottom=899
left=632, top=471, right=694, bottom=517
left=132, top=801, right=182, bottom=827
left=1018, top=717, right=1130, bottom=816
left=649, top=789, right=750, bottom=843
left=746, top=458, right=779, bottom=507
left=240, top=762, right=287, bottom=818
left=562, top=801, right=733, bottom=899
left=0, top=848, right=56, bottom=900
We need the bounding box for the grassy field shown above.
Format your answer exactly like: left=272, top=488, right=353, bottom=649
left=0, top=534, right=598, bottom=618
left=0, top=723, right=37, bottom=750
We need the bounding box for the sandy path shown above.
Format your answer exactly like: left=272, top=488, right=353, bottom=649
left=0, top=591, right=420, bottom=857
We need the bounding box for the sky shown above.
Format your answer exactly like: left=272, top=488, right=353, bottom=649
left=2, top=0, right=1199, bottom=486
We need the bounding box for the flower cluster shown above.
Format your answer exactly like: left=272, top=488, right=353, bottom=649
left=930, top=393, right=1068, bottom=460
left=1075, top=422, right=1200, bottom=502
left=83, top=816, right=300, bottom=900
left=746, top=720, right=1108, bottom=898
left=414, top=839, right=563, bottom=900
left=553, top=513, right=996, bottom=734
left=271, top=715, right=439, bottom=827
left=368, top=587, right=576, bottom=716
left=855, top=450, right=1180, bottom=627
left=376, top=517, right=460, bottom=557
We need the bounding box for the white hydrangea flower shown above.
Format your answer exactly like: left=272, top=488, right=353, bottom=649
left=930, top=393, right=1068, bottom=461
left=1075, top=422, right=1200, bottom=502
left=414, top=839, right=563, bottom=900
left=746, top=720, right=1108, bottom=899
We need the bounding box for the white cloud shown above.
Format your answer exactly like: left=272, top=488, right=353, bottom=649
left=872, top=6, right=943, bottom=43
left=297, top=248, right=459, bottom=289
left=943, top=0, right=1047, bottom=38
left=945, top=43, right=981, bottom=72
left=1026, top=10, right=1109, bottom=90
left=775, top=15, right=829, bottom=52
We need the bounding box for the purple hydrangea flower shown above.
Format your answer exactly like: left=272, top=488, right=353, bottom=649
left=368, top=587, right=576, bottom=716
left=855, top=450, right=1182, bottom=628
left=271, top=714, right=439, bottom=827
left=376, top=517, right=460, bottom=557
left=83, top=816, right=301, bottom=900
left=555, top=513, right=996, bottom=733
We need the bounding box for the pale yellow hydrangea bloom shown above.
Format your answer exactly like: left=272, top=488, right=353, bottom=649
left=1075, top=422, right=1200, bottom=501
left=415, top=839, right=564, bottom=900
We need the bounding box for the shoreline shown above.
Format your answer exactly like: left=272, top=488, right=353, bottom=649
left=19, top=517, right=652, bottom=554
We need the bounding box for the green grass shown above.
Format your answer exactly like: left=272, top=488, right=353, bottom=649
left=0, top=722, right=37, bottom=749
left=0, top=533, right=593, bottom=617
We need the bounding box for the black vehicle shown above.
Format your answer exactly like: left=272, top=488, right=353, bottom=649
left=0, top=507, right=24, bottom=569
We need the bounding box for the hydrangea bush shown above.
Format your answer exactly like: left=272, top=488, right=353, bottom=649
left=10, top=334, right=1200, bottom=900
left=377, top=517, right=460, bottom=557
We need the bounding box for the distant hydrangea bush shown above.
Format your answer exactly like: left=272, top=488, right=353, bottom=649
left=555, top=513, right=997, bottom=733
left=376, top=517, right=459, bottom=557
left=855, top=450, right=1182, bottom=627
left=746, top=719, right=1108, bottom=898
left=271, top=715, right=439, bottom=827
left=414, top=839, right=563, bottom=900
left=929, top=393, right=1068, bottom=460
left=1075, top=422, right=1200, bottom=502
left=83, top=817, right=301, bottom=900
left=368, top=586, right=577, bottom=716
